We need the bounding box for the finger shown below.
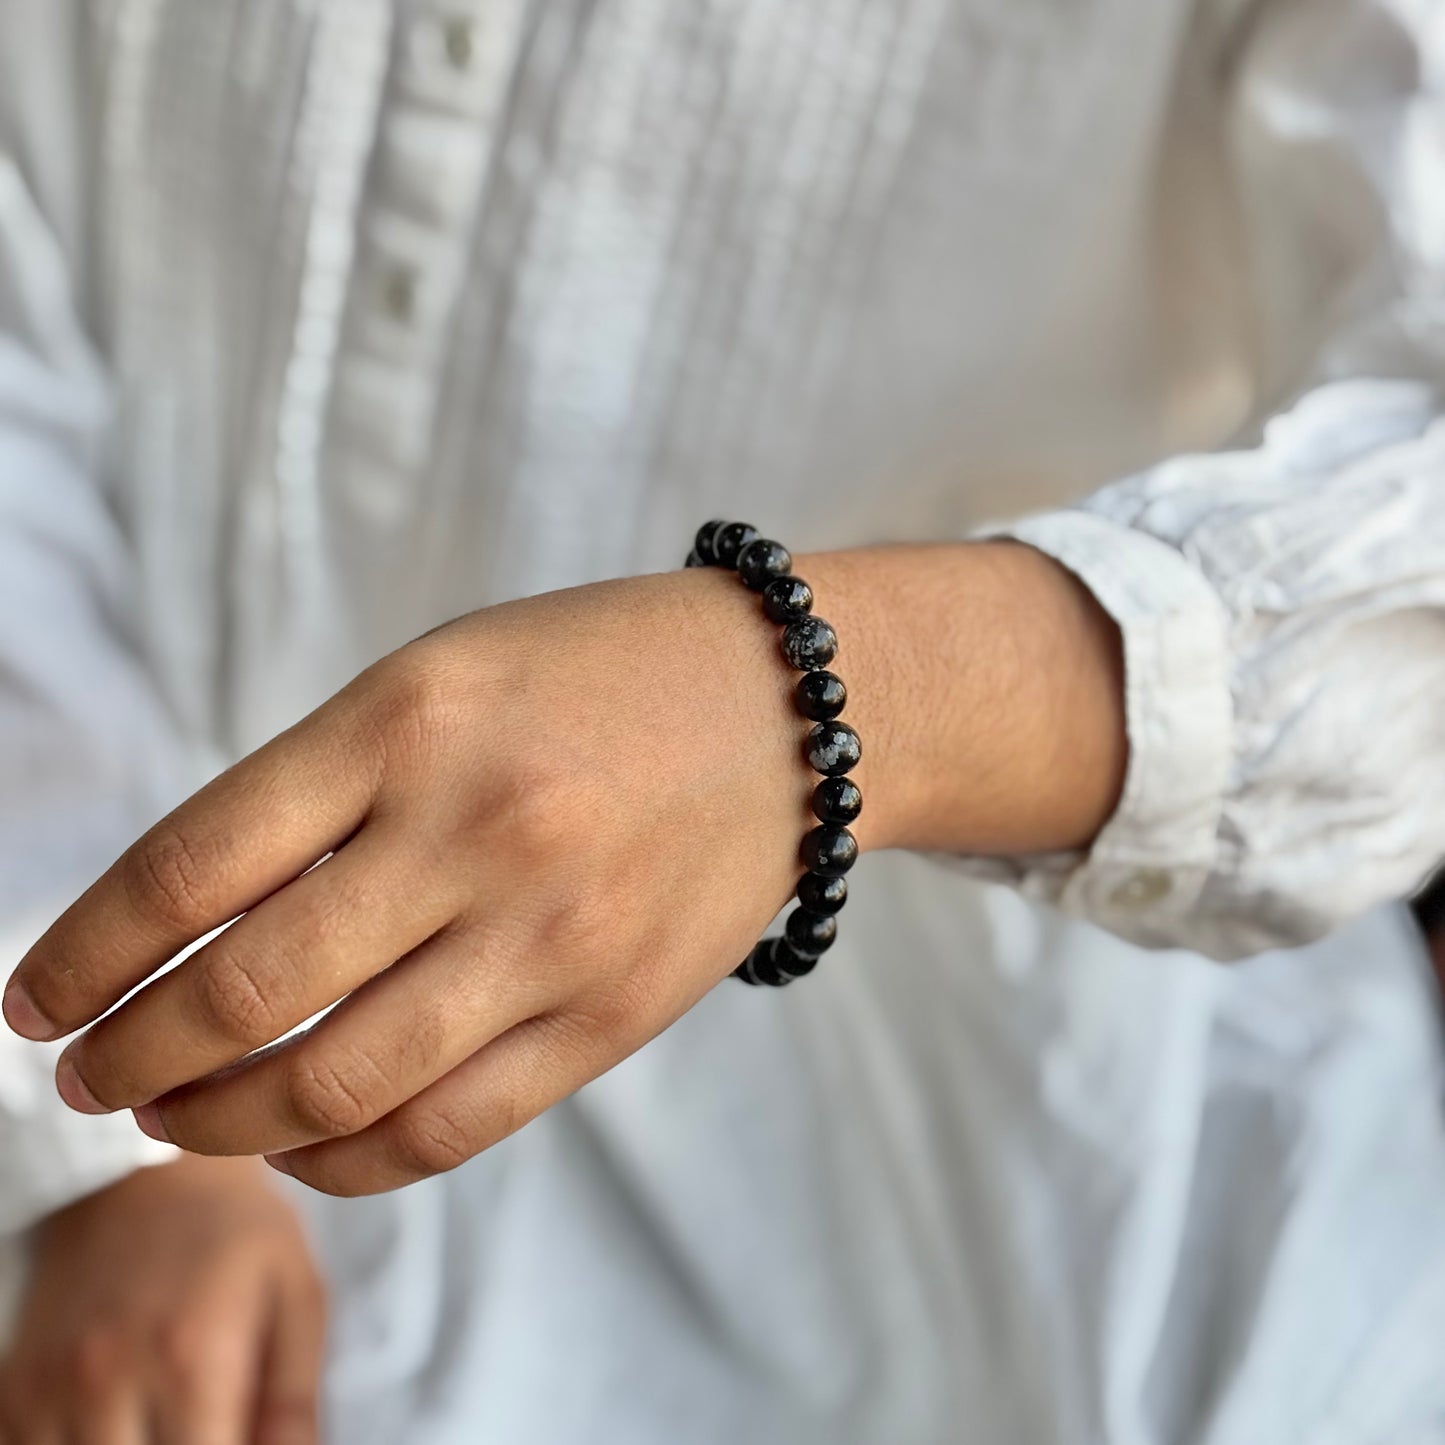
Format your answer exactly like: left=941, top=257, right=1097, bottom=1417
left=270, top=1009, right=614, bottom=1196
left=6, top=701, right=380, bottom=1042
left=140, top=919, right=539, bottom=1156
left=0, top=1395, right=59, bottom=1445
left=150, top=1289, right=267, bottom=1445
left=75, top=1384, right=147, bottom=1445
left=55, top=823, right=462, bottom=1116
left=251, top=1274, right=326, bottom=1445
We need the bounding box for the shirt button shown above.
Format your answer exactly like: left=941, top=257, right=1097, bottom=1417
left=378, top=265, right=418, bottom=324
left=442, top=15, right=476, bottom=70
left=1109, top=869, right=1173, bottom=909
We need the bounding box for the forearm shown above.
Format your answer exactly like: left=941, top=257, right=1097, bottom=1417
left=798, top=543, right=1127, bottom=858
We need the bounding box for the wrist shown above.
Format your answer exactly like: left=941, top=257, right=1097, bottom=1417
left=796, top=542, right=1127, bottom=857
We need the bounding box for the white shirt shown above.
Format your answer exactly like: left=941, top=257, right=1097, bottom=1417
left=1, top=1, right=1444, bottom=1440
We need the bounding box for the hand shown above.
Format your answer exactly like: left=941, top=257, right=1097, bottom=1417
left=4, top=547, right=1126, bottom=1195
left=0, top=1155, right=325, bottom=1445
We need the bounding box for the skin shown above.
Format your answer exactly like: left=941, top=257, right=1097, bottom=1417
left=5, top=542, right=1128, bottom=1197
left=0, top=1156, right=324, bottom=1445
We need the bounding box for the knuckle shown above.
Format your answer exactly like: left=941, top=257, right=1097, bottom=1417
left=533, top=873, right=612, bottom=964
left=493, top=767, right=575, bottom=863
left=73, top=1328, right=127, bottom=1398
left=155, top=1315, right=215, bottom=1384
left=125, top=821, right=218, bottom=930
left=370, top=659, right=467, bottom=773
left=390, top=1105, right=476, bottom=1180
left=568, top=970, right=657, bottom=1038
left=196, top=950, right=284, bottom=1048
left=284, top=1052, right=376, bottom=1139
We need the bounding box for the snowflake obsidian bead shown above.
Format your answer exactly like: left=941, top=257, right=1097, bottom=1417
left=812, top=777, right=862, bottom=825
left=737, top=538, right=794, bottom=591
left=800, top=825, right=858, bottom=877
left=795, top=670, right=846, bottom=721
left=805, top=721, right=860, bottom=776
left=797, top=872, right=848, bottom=914
left=712, top=521, right=759, bottom=568
left=761, top=575, right=814, bottom=625
left=784, top=907, right=838, bottom=958
left=693, top=519, right=728, bottom=565
left=781, top=616, right=837, bottom=670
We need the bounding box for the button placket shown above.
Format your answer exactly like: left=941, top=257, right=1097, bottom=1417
left=332, top=2, right=526, bottom=486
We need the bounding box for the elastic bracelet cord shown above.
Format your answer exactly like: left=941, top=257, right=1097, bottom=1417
left=686, top=521, right=861, bottom=987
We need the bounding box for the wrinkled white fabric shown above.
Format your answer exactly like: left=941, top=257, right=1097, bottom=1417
left=1, top=1, right=1445, bottom=1441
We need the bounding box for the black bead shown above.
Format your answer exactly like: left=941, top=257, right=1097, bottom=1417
left=694, top=520, right=728, bottom=565
left=684, top=549, right=706, bottom=568
left=737, top=538, right=793, bottom=591
left=812, top=777, right=862, bottom=826
left=805, top=720, right=861, bottom=776
left=761, top=576, right=814, bottom=625
left=712, top=522, right=759, bottom=569
left=800, top=825, right=858, bottom=877
left=797, top=872, right=847, bottom=914
left=795, top=670, right=846, bottom=721
left=781, top=616, right=837, bottom=670
left=749, top=937, right=792, bottom=986
left=785, top=907, right=837, bottom=958
left=774, top=940, right=820, bottom=980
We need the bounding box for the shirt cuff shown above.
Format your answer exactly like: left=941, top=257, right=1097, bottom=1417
left=0, top=906, right=176, bottom=1238
left=988, top=510, right=1234, bottom=945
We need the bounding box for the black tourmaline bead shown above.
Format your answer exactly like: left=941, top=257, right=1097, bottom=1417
left=800, top=825, right=858, bottom=877
left=712, top=522, right=759, bottom=569
left=812, top=777, right=862, bottom=826
left=781, top=616, right=837, bottom=670
left=736, top=538, right=793, bottom=591
left=694, top=519, right=728, bottom=565
left=761, top=576, right=814, bottom=625
left=797, top=871, right=847, bottom=915
left=785, top=907, right=838, bottom=958
left=684, top=549, right=706, bottom=568
left=795, top=670, right=846, bottom=721
left=805, top=721, right=861, bottom=776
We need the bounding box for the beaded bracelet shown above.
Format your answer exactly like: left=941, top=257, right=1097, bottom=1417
left=686, top=520, right=861, bottom=987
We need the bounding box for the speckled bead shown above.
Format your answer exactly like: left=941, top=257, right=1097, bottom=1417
left=737, top=538, right=793, bottom=591
left=812, top=777, right=862, bottom=826
left=781, top=616, right=837, bottom=670
left=784, top=907, right=837, bottom=958
left=761, top=576, right=814, bottom=625
left=805, top=721, right=861, bottom=777
left=694, top=519, right=728, bottom=565
left=712, top=522, right=759, bottom=569
left=795, top=670, right=846, bottom=721
left=800, top=825, right=858, bottom=877
left=796, top=871, right=847, bottom=914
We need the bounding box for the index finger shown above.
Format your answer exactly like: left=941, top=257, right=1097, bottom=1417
left=3, top=704, right=379, bottom=1042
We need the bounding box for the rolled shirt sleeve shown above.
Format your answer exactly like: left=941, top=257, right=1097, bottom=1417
left=971, top=0, right=1445, bottom=959
left=993, top=382, right=1445, bottom=959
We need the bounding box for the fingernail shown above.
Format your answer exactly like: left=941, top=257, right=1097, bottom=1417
left=3, top=979, right=57, bottom=1041
left=265, top=1152, right=295, bottom=1178
left=54, top=1054, right=109, bottom=1114
left=132, top=1102, right=172, bottom=1145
